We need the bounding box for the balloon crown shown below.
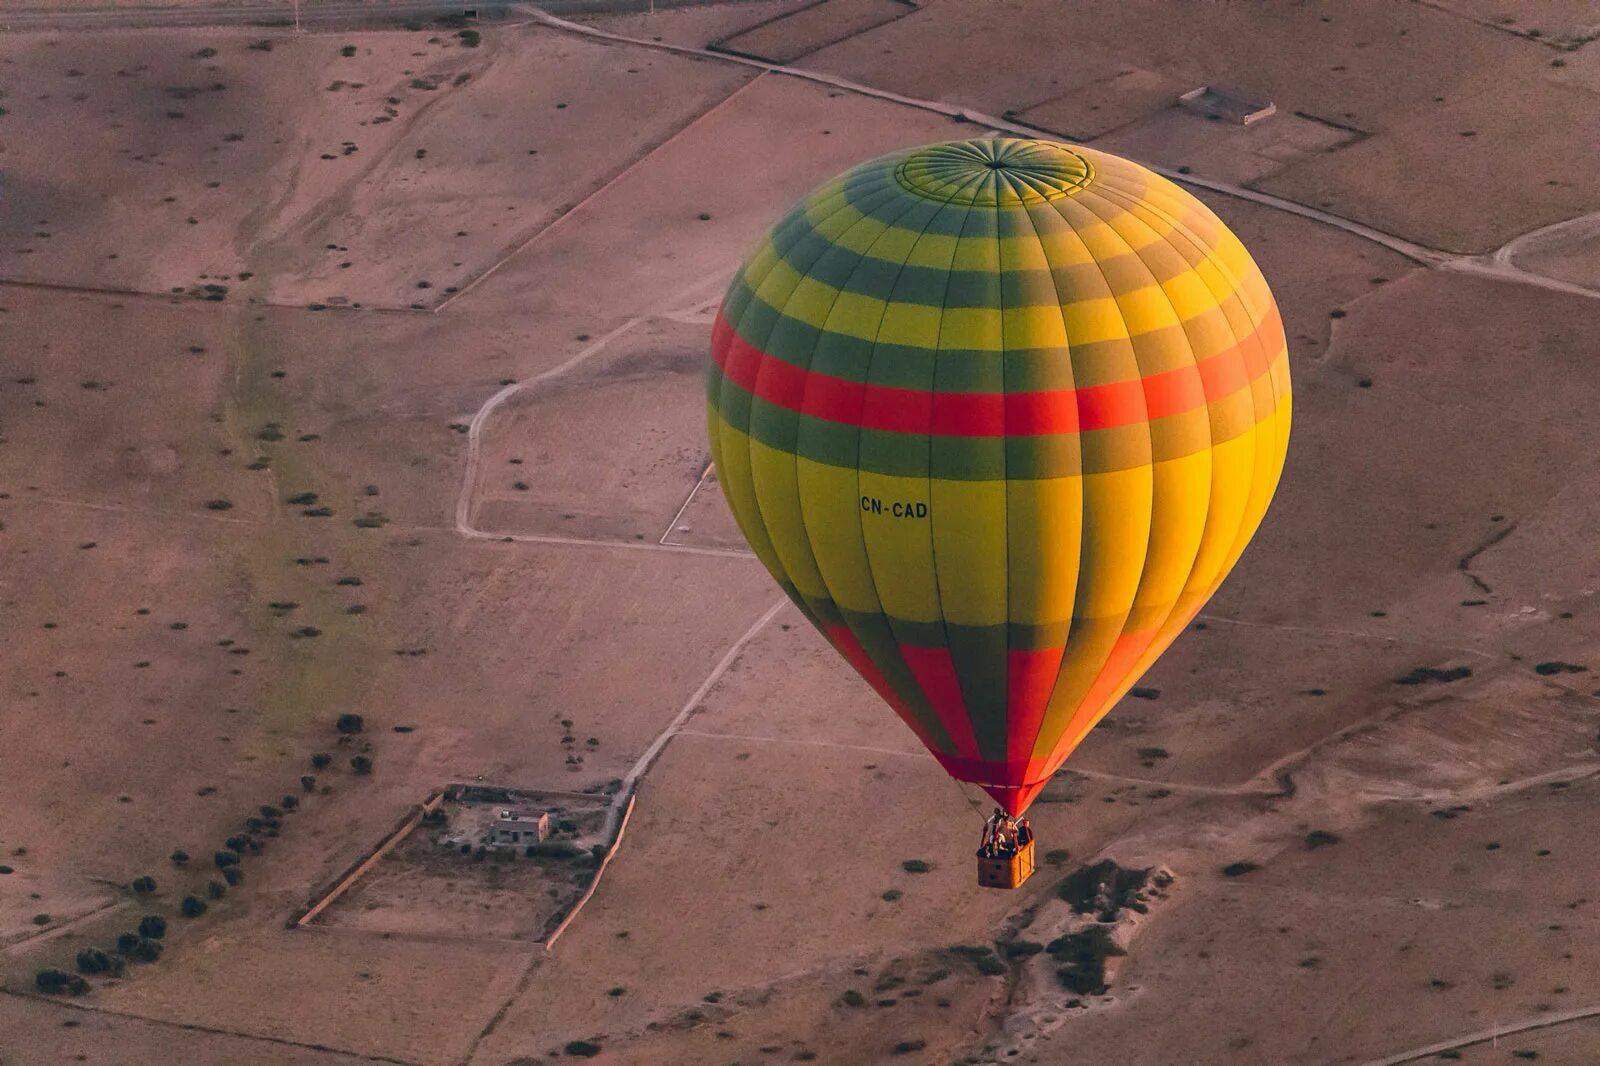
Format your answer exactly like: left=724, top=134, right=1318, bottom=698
left=892, top=137, right=1096, bottom=207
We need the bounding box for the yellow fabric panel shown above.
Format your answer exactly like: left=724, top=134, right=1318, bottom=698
left=748, top=255, right=806, bottom=328
left=1004, top=475, right=1084, bottom=627
left=859, top=470, right=941, bottom=624
left=1225, top=361, right=1293, bottom=577
left=1184, top=422, right=1257, bottom=592
left=1132, top=448, right=1212, bottom=609
left=1115, top=283, right=1184, bottom=336
left=930, top=478, right=1009, bottom=628
left=875, top=299, right=942, bottom=350
left=1002, top=303, right=1069, bottom=348
left=783, top=271, right=843, bottom=331
left=938, top=307, right=1003, bottom=351
left=1032, top=615, right=1124, bottom=759
left=708, top=416, right=789, bottom=588
left=796, top=456, right=881, bottom=616
left=1062, top=298, right=1131, bottom=346
left=747, top=436, right=830, bottom=603
left=1073, top=463, right=1154, bottom=619
left=1158, top=264, right=1218, bottom=321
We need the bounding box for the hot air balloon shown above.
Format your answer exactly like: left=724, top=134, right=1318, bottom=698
left=707, top=137, right=1289, bottom=887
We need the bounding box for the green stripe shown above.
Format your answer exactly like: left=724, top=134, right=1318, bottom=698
left=838, top=609, right=1075, bottom=651
left=948, top=622, right=1010, bottom=760
left=735, top=167, right=1200, bottom=317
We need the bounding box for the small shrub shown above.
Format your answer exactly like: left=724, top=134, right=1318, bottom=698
left=901, top=859, right=932, bottom=874
left=350, top=754, right=373, bottom=774
left=1043, top=848, right=1072, bottom=866
left=215, top=850, right=240, bottom=869
left=36, top=969, right=86, bottom=995
left=181, top=895, right=207, bottom=918
left=950, top=944, right=1006, bottom=976
left=336, top=713, right=364, bottom=734
left=339, top=44, right=357, bottom=57
left=311, top=752, right=333, bottom=769
left=138, top=915, right=167, bottom=940
left=281, top=795, right=299, bottom=810
left=170, top=850, right=189, bottom=865
left=892, top=1041, right=926, bottom=1056
left=301, top=775, right=317, bottom=792
left=130, top=937, right=162, bottom=963
left=116, top=932, right=140, bottom=954
left=1220, top=861, right=1259, bottom=878
left=131, top=875, right=157, bottom=895
left=1304, top=829, right=1341, bottom=849
left=222, top=867, right=242, bottom=886
left=564, top=1041, right=601, bottom=1059
left=881, top=889, right=903, bottom=902
left=1394, top=665, right=1471, bottom=686
left=204, top=499, right=232, bottom=511
left=76, top=948, right=112, bottom=974
left=840, top=989, right=866, bottom=1008
left=206, top=880, right=226, bottom=900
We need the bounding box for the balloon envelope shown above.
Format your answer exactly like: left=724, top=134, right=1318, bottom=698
left=708, top=138, right=1290, bottom=815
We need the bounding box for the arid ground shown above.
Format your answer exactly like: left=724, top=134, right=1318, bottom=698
left=4, top=2, right=1600, bottom=1064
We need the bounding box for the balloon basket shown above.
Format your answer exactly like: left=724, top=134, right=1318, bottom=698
left=977, top=838, right=1036, bottom=890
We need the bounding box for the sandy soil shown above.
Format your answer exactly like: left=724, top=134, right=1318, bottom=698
left=5, top=5, right=1600, bottom=1066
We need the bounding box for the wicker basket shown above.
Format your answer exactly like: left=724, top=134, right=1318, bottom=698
left=976, top=838, right=1037, bottom=889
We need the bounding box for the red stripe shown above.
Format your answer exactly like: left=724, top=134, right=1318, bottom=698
left=712, top=304, right=1283, bottom=438
left=899, top=645, right=982, bottom=761
left=1005, top=647, right=1063, bottom=765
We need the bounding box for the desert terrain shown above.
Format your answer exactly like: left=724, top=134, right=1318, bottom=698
left=3, top=1, right=1600, bottom=1063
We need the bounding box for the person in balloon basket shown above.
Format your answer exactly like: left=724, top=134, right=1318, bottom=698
left=979, top=809, right=1019, bottom=859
